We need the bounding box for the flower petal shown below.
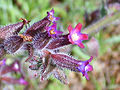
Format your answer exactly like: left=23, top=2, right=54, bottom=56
left=68, top=25, right=73, bottom=32
left=75, top=23, right=82, bottom=32
left=77, top=42, right=85, bottom=48
left=0, top=58, right=6, bottom=66
left=46, top=23, right=62, bottom=37
left=78, top=56, right=93, bottom=80
left=51, top=9, right=54, bottom=14
left=79, top=34, right=88, bottom=40
left=47, top=9, right=60, bottom=22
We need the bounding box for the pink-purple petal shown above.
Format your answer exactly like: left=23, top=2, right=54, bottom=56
left=51, top=9, right=54, bottom=14
left=79, top=34, right=88, bottom=40
left=75, top=23, right=82, bottom=32
left=68, top=25, right=73, bottom=32
left=77, top=42, right=85, bottom=48
left=85, top=64, right=93, bottom=72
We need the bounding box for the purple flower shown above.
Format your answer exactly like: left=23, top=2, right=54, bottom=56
left=68, top=23, right=88, bottom=48
left=46, top=23, right=63, bottom=37
left=0, top=58, right=6, bottom=66
left=77, top=56, right=93, bottom=80
left=47, top=9, right=60, bottom=23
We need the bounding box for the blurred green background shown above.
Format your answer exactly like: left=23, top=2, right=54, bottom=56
left=0, top=0, right=120, bottom=90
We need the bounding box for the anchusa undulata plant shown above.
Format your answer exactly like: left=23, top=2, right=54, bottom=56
left=0, top=9, right=93, bottom=85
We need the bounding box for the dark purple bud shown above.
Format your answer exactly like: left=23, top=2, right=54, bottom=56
left=33, top=32, right=50, bottom=49
left=0, top=18, right=30, bottom=40
left=90, top=9, right=100, bottom=23
left=51, top=54, right=93, bottom=80
left=24, top=17, right=51, bottom=37
left=46, top=34, right=71, bottom=50
left=4, top=36, right=23, bottom=54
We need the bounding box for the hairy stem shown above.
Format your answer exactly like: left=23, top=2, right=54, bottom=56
left=83, top=11, right=120, bottom=35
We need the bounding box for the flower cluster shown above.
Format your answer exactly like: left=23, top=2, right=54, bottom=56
left=0, top=9, right=93, bottom=84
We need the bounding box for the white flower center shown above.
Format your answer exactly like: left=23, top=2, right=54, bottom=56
left=71, top=33, right=79, bottom=41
